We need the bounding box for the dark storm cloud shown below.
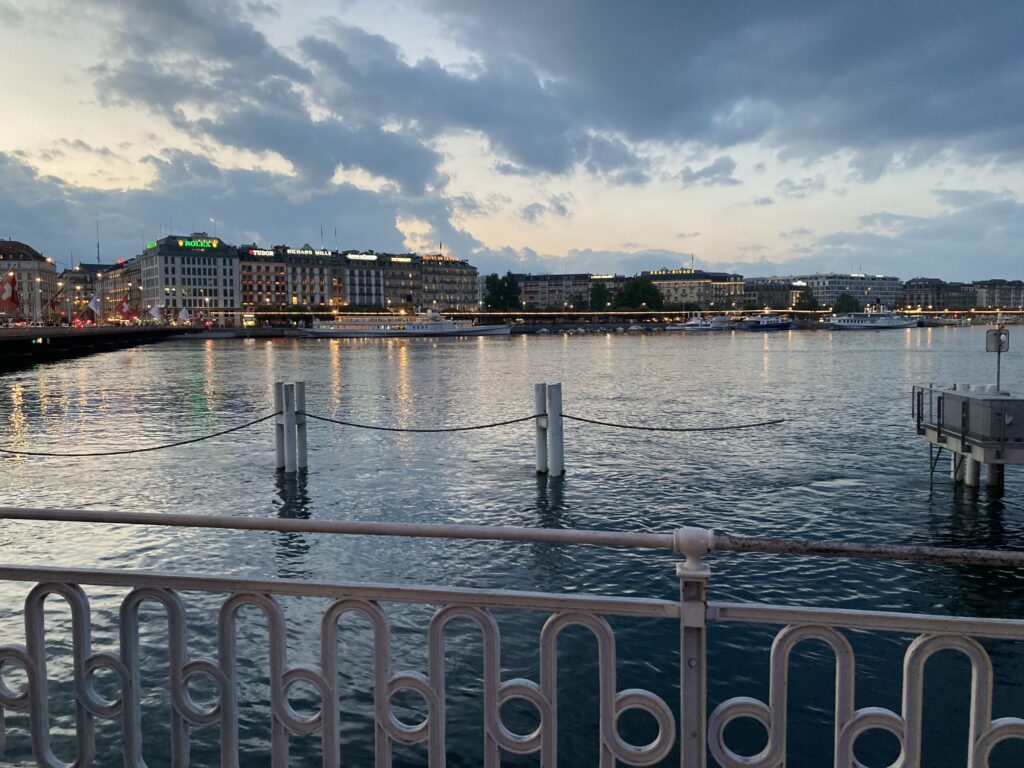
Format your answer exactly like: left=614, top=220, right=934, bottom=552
left=0, top=151, right=411, bottom=264
left=426, top=0, right=1024, bottom=170
left=679, top=156, right=740, bottom=187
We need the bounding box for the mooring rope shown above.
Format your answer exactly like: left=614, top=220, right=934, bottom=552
left=0, top=413, right=279, bottom=457
left=302, top=412, right=542, bottom=433
left=562, top=414, right=786, bottom=432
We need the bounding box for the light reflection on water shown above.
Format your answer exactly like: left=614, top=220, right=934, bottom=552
left=1, top=327, right=1023, bottom=766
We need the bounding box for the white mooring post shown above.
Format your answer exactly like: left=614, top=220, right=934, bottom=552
left=535, top=383, right=549, bottom=474
left=295, top=380, right=308, bottom=470
left=273, top=381, right=285, bottom=470
left=282, top=383, right=298, bottom=474
left=547, top=382, right=565, bottom=476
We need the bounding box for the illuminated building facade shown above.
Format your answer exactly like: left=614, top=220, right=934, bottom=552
left=643, top=269, right=745, bottom=309
left=132, top=235, right=241, bottom=324
left=781, top=273, right=903, bottom=309
left=0, top=240, right=59, bottom=321
left=419, top=254, right=479, bottom=311
left=514, top=273, right=592, bottom=309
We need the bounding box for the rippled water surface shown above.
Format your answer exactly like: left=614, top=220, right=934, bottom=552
left=2, top=328, right=1023, bottom=766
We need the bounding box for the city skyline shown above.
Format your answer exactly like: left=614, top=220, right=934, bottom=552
left=1, top=1, right=1022, bottom=281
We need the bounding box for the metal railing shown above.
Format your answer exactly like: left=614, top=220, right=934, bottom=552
left=1, top=506, right=1023, bottom=766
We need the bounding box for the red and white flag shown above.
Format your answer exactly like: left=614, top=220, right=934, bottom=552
left=0, top=273, right=19, bottom=313
left=116, top=292, right=132, bottom=319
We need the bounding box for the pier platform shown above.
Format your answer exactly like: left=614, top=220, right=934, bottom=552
left=0, top=326, right=190, bottom=370
left=913, top=383, right=1024, bottom=489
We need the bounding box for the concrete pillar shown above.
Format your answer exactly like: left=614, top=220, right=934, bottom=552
left=534, top=383, right=548, bottom=474
left=547, top=382, right=565, bottom=476
left=964, top=457, right=981, bottom=487
left=986, top=463, right=1005, bottom=491
left=274, top=381, right=285, bottom=470
left=282, top=383, right=297, bottom=475
left=295, top=380, right=308, bottom=470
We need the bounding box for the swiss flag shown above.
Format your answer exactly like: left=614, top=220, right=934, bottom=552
left=116, top=292, right=132, bottom=319
left=0, top=273, right=19, bottom=313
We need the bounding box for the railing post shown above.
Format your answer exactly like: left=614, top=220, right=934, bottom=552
left=674, top=527, right=713, bottom=768
left=535, top=383, right=549, bottom=474
left=283, top=383, right=297, bottom=475
left=274, top=381, right=285, bottom=470
left=295, top=380, right=308, bottom=470
left=547, top=382, right=564, bottom=476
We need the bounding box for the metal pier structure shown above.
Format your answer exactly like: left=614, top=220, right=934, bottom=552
left=913, top=383, right=1024, bottom=491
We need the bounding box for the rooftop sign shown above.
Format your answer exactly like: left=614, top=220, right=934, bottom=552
left=247, top=249, right=275, bottom=257
left=390, top=256, right=412, bottom=263
left=178, top=239, right=218, bottom=249
left=348, top=254, right=377, bottom=261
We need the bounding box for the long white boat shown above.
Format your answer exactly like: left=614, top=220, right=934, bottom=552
left=829, top=312, right=918, bottom=329
left=665, top=315, right=732, bottom=331
left=306, top=313, right=510, bottom=338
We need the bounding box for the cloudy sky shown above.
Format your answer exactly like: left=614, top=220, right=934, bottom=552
left=1, top=0, right=1021, bottom=279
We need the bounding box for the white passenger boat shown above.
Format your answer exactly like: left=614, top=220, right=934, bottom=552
left=666, top=315, right=732, bottom=331
left=306, top=313, right=510, bottom=338
left=828, top=312, right=917, bottom=330
left=743, top=315, right=793, bottom=331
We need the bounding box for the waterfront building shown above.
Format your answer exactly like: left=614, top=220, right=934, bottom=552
left=0, top=240, right=59, bottom=321
left=334, top=251, right=386, bottom=307
left=59, top=263, right=112, bottom=321
left=238, top=246, right=288, bottom=310
left=96, top=258, right=142, bottom=321
left=781, top=273, right=903, bottom=309
left=743, top=277, right=802, bottom=309
left=588, top=274, right=628, bottom=304
left=902, top=277, right=976, bottom=311
left=974, top=279, right=1024, bottom=310
left=643, top=269, right=745, bottom=309
left=514, top=273, right=592, bottom=309
left=419, top=253, right=479, bottom=311
left=131, top=234, right=241, bottom=325
left=380, top=253, right=421, bottom=310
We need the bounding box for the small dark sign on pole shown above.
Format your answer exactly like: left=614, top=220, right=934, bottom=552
left=987, top=327, right=1009, bottom=390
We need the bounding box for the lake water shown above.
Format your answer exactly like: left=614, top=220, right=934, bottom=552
left=1, top=328, right=1023, bottom=766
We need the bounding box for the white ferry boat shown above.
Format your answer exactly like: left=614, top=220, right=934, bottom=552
left=828, top=311, right=917, bottom=330
left=306, top=313, right=510, bottom=338
left=666, top=315, right=732, bottom=331
left=743, top=314, right=793, bottom=331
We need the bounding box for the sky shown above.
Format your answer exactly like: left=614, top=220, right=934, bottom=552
left=0, top=0, right=1022, bottom=280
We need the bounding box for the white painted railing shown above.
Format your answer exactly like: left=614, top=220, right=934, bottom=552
left=0, top=507, right=1023, bottom=766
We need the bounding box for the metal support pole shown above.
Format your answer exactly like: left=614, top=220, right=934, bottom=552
left=282, top=383, right=297, bottom=475
left=547, top=382, right=564, bottom=476
left=950, top=451, right=964, bottom=483
left=295, top=381, right=308, bottom=470
left=535, top=383, right=548, bottom=474
left=273, top=381, right=285, bottom=470
left=675, top=528, right=711, bottom=768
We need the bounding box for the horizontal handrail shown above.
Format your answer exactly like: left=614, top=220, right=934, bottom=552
left=0, top=563, right=679, bottom=618
left=710, top=602, right=1024, bottom=639
left=0, top=507, right=675, bottom=550
left=3, top=507, right=1024, bottom=567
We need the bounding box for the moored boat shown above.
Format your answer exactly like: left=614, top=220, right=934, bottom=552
left=305, top=313, right=510, bottom=338
left=828, top=312, right=917, bottom=330
left=666, top=314, right=733, bottom=331
left=743, top=314, right=793, bottom=331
